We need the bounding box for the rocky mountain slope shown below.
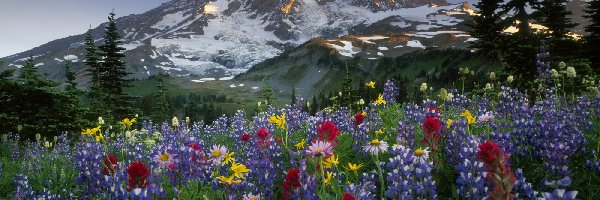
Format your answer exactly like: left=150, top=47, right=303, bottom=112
left=2, top=0, right=460, bottom=84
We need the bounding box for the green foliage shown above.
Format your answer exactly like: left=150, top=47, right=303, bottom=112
left=0, top=57, right=88, bottom=139
left=97, top=12, right=137, bottom=122
left=151, top=72, right=170, bottom=122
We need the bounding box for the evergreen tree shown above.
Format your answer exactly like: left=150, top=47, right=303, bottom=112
left=535, top=0, right=577, bottom=40
left=64, top=61, right=78, bottom=91
left=84, top=30, right=104, bottom=116
left=341, top=64, right=353, bottom=108
left=98, top=12, right=136, bottom=121
left=310, top=95, right=319, bottom=115
left=470, top=0, right=506, bottom=57
left=501, top=0, right=539, bottom=36
left=585, top=0, right=600, bottom=73
left=0, top=61, right=21, bottom=135
left=291, top=85, right=297, bottom=105
left=12, top=57, right=86, bottom=138
left=152, top=72, right=170, bottom=122
left=259, top=77, right=274, bottom=105
left=19, top=57, right=57, bottom=88
left=500, top=0, right=540, bottom=89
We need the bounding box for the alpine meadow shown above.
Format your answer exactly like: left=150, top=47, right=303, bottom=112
left=2, top=0, right=600, bottom=199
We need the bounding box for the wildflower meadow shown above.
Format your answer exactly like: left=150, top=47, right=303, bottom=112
left=1, top=56, right=600, bottom=199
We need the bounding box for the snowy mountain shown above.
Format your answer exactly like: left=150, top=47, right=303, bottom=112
left=2, top=0, right=479, bottom=83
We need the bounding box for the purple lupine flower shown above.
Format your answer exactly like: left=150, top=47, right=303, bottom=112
left=454, top=137, right=488, bottom=199
left=74, top=142, right=106, bottom=197
left=513, top=168, right=537, bottom=199
left=299, top=159, right=319, bottom=200
left=396, top=121, right=415, bottom=149
left=385, top=144, right=437, bottom=199
left=385, top=144, right=415, bottom=199
left=535, top=44, right=552, bottom=85
left=14, top=174, right=34, bottom=199
left=346, top=173, right=377, bottom=200
left=383, top=80, right=399, bottom=105
left=542, top=176, right=578, bottom=200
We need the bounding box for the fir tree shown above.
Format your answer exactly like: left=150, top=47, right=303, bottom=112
left=98, top=12, right=135, bottom=121
left=259, top=77, right=274, bottom=105
left=500, top=0, right=540, bottom=90
left=585, top=0, right=600, bottom=73
left=64, top=61, right=78, bottom=91
left=84, top=29, right=104, bottom=116
left=341, top=64, right=354, bottom=109
left=291, top=85, right=297, bottom=105
left=470, top=0, right=506, bottom=57
left=19, top=56, right=57, bottom=88
left=152, top=72, right=170, bottom=122
left=310, top=95, right=319, bottom=115
left=535, top=0, right=577, bottom=40
left=501, top=0, right=539, bottom=36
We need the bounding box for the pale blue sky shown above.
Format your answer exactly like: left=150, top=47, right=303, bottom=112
left=0, top=0, right=170, bottom=57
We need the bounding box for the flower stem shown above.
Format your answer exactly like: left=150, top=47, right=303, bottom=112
left=374, top=154, right=385, bottom=199
left=319, top=156, right=326, bottom=194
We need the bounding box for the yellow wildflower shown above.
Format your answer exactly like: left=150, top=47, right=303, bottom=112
left=323, top=154, right=339, bottom=168
left=95, top=133, right=104, bottom=142
left=366, top=81, right=376, bottom=89
left=216, top=175, right=241, bottom=185
left=373, top=94, right=387, bottom=105
left=361, top=111, right=367, bottom=117
left=461, top=110, right=476, bottom=125
left=295, top=139, right=306, bottom=150
left=446, top=119, right=454, bottom=129
left=231, top=162, right=250, bottom=179
left=269, top=114, right=286, bottom=129
left=324, top=171, right=333, bottom=185
left=119, top=118, right=136, bottom=126
left=375, top=129, right=384, bottom=135
left=345, top=163, right=364, bottom=172
left=82, top=126, right=101, bottom=135
left=223, top=152, right=236, bottom=164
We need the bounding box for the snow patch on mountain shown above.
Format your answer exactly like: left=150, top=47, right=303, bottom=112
left=326, top=40, right=361, bottom=57
left=152, top=11, right=187, bottom=30
left=407, top=40, right=426, bottom=49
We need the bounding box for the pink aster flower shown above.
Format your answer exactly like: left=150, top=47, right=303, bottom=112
left=209, top=145, right=228, bottom=164
left=306, top=140, right=333, bottom=158
left=153, top=152, right=177, bottom=168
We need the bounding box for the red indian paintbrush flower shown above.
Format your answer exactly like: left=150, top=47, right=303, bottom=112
left=316, top=121, right=340, bottom=145
left=282, top=168, right=301, bottom=200
left=256, top=128, right=270, bottom=140
left=477, top=141, right=516, bottom=200
left=353, top=112, right=365, bottom=126
left=102, top=154, right=119, bottom=175
left=342, top=193, right=357, bottom=200
left=240, top=133, right=251, bottom=142
left=127, top=161, right=151, bottom=191
left=422, top=116, right=442, bottom=134
left=189, top=143, right=205, bottom=162
left=421, top=116, right=442, bottom=152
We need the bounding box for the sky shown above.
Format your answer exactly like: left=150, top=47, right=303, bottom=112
left=0, top=0, right=170, bottom=57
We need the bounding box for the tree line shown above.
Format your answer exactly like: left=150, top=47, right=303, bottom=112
left=470, top=0, right=600, bottom=90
